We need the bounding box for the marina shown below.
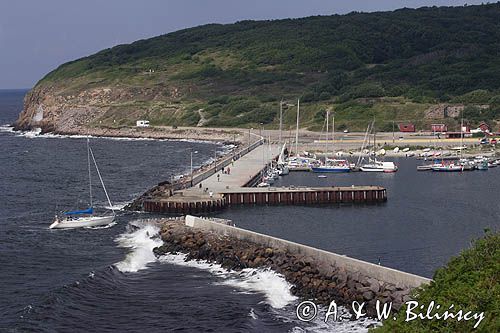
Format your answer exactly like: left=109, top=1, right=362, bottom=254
left=140, top=141, right=387, bottom=214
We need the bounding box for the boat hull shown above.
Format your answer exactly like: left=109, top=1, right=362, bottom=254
left=360, top=167, right=385, bottom=172
left=311, top=167, right=350, bottom=173
left=360, top=161, right=398, bottom=172
left=431, top=167, right=463, bottom=172
left=50, top=215, right=115, bottom=229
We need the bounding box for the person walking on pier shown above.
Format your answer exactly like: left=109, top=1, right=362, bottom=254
left=217, top=174, right=220, bottom=182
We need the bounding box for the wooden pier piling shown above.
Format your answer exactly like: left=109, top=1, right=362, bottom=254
left=142, top=186, right=387, bottom=214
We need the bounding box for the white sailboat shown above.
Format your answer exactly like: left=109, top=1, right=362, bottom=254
left=277, top=142, right=290, bottom=175
left=360, top=120, right=398, bottom=172
left=311, top=111, right=350, bottom=173
left=50, top=138, right=115, bottom=229
left=287, top=99, right=318, bottom=171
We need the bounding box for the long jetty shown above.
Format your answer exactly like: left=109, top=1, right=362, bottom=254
left=135, top=138, right=388, bottom=214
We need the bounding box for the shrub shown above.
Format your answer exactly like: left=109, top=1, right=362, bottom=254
left=373, top=231, right=500, bottom=333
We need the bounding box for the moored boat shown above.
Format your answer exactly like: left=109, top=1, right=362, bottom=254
left=431, top=163, right=463, bottom=172
left=360, top=160, right=398, bottom=172
left=311, top=159, right=351, bottom=173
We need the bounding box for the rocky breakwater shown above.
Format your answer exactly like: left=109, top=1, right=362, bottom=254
left=153, top=220, right=414, bottom=317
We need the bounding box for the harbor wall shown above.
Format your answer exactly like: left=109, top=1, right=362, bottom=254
left=185, top=215, right=431, bottom=289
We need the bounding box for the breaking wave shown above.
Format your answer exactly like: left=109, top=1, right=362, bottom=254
left=159, top=253, right=297, bottom=309
left=114, top=224, right=162, bottom=273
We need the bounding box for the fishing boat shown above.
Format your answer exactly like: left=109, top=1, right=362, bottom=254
left=50, top=138, right=115, bottom=229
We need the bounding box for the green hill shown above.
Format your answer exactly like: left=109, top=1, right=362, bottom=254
left=373, top=231, right=499, bottom=332
left=16, top=3, right=500, bottom=132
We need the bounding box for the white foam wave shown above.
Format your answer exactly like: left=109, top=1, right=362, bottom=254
left=114, top=224, right=162, bottom=272
left=4, top=128, right=221, bottom=144
left=159, top=253, right=297, bottom=309
left=218, top=269, right=297, bottom=308
left=114, top=225, right=379, bottom=331
left=21, top=128, right=42, bottom=138
left=0, top=124, right=14, bottom=133
left=86, top=222, right=117, bottom=230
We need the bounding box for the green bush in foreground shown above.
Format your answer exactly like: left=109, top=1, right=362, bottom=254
left=373, top=231, right=499, bottom=332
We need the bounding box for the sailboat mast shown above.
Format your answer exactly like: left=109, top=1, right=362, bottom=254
left=87, top=138, right=92, bottom=207
left=89, top=146, right=114, bottom=213
left=279, top=99, right=283, bottom=145
left=332, top=113, right=335, bottom=156
left=460, top=116, right=464, bottom=159
left=295, top=99, right=300, bottom=156
left=325, top=109, right=329, bottom=159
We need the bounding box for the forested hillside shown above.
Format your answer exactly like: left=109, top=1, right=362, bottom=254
left=17, top=3, right=500, bottom=132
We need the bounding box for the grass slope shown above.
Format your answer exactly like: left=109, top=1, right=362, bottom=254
left=35, top=3, right=500, bottom=130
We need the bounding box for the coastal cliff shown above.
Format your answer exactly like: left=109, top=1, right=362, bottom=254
left=16, top=3, right=500, bottom=133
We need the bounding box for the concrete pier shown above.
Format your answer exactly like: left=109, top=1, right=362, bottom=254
left=184, top=215, right=431, bottom=288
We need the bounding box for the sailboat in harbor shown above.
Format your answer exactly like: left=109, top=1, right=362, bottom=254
left=287, top=99, right=317, bottom=171
left=311, top=110, right=350, bottom=173
left=49, top=138, right=115, bottom=229
left=431, top=117, right=464, bottom=172
left=360, top=120, right=398, bottom=172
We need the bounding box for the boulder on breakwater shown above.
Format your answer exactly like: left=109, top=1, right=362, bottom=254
left=153, top=219, right=413, bottom=317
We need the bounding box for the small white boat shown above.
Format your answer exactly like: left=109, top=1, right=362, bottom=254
left=317, top=175, right=327, bottom=178
left=361, top=160, right=398, bottom=172
left=50, top=138, right=115, bottom=229
left=402, top=148, right=410, bottom=152
left=431, top=163, right=463, bottom=172
left=276, top=143, right=290, bottom=175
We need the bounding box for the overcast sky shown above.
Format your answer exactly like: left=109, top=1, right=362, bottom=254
left=0, top=0, right=487, bottom=89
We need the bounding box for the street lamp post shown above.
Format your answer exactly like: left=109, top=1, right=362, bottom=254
left=190, top=148, right=198, bottom=186
left=260, top=123, right=264, bottom=167
left=392, top=120, right=395, bottom=144
left=214, top=148, right=217, bottom=172
left=248, top=128, right=251, bottom=150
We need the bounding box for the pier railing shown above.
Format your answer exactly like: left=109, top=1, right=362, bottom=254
left=173, top=136, right=264, bottom=191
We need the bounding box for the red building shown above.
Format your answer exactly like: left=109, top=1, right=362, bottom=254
left=431, top=124, right=447, bottom=133
left=398, top=123, right=415, bottom=132
left=479, top=122, right=491, bottom=132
